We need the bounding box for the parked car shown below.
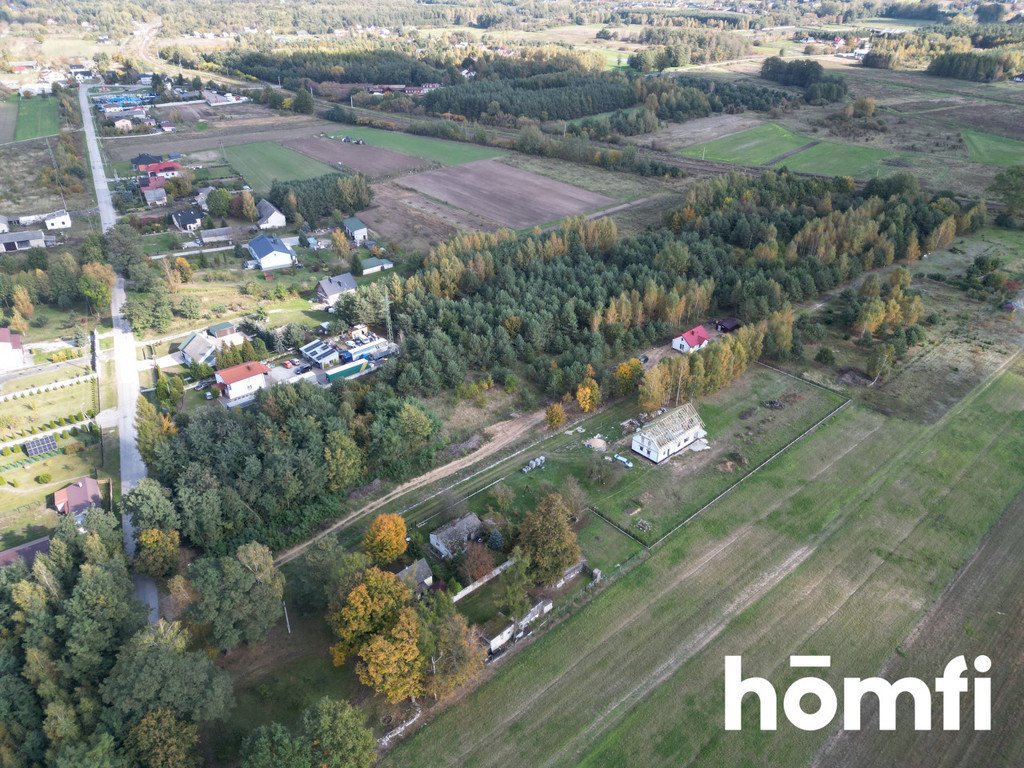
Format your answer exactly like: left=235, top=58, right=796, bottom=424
left=639, top=355, right=650, bottom=364
left=282, top=360, right=293, bottom=369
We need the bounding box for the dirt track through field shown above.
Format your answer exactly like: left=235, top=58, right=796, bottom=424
left=273, top=408, right=546, bottom=565
left=282, top=136, right=429, bottom=178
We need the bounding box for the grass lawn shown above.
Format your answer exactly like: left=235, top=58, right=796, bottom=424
left=773, top=140, right=898, bottom=178
left=141, top=231, right=187, bottom=256
left=384, top=364, right=1024, bottom=768
left=223, top=141, right=340, bottom=193
left=0, top=362, right=93, bottom=395
left=0, top=380, right=97, bottom=440
left=17, top=302, right=103, bottom=344
left=0, top=435, right=110, bottom=548
left=329, top=125, right=506, bottom=165
left=456, top=580, right=504, bottom=625
left=14, top=96, right=60, bottom=141
left=962, top=129, right=1024, bottom=167
left=592, top=367, right=844, bottom=543
left=679, top=122, right=809, bottom=165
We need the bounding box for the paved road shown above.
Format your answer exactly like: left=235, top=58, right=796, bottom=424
left=112, top=277, right=158, bottom=620
left=79, top=84, right=159, bottom=621
left=78, top=85, right=117, bottom=231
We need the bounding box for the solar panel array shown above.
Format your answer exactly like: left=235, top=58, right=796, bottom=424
left=23, top=435, right=57, bottom=457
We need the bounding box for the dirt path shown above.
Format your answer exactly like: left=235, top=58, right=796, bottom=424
left=273, top=408, right=546, bottom=565
left=765, top=140, right=821, bottom=166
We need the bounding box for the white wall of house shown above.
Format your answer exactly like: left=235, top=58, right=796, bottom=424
left=258, top=211, right=286, bottom=229
left=44, top=212, right=71, bottom=230
left=631, top=425, right=706, bottom=464
left=258, top=251, right=295, bottom=270
left=671, top=336, right=708, bottom=354
left=0, top=345, right=26, bottom=371
left=223, top=374, right=267, bottom=401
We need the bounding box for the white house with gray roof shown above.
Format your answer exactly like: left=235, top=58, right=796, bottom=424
left=429, top=513, right=482, bottom=559
left=316, top=273, right=357, bottom=307
left=631, top=403, right=707, bottom=464
left=257, top=199, right=286, bottom=230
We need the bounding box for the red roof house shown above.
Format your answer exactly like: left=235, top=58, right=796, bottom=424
left=215, top=361, right=270, bottom=401
left=54, top=477, right=103, bottom=518
left=141, top=161, right=183, bottom=179
left=672, top=325, right=711, bottom=354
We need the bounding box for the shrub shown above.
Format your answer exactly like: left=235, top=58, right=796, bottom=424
left=36, top=473, right=51, bottom=484
left=814, top=347, right=837, bottom=366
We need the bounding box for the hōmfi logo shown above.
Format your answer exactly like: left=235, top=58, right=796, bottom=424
left=724, top=654, right=991, bottom=731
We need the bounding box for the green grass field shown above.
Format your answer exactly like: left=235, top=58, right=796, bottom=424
left=223, top=141, right=340, bottom=193
left=679, top=123, right=809, bottom=165
left=680, top=122, right=899, bottom=178
left=14, top=97, right=60, bottom=141
left=383, top=364, right=1024, bottom=768
left=962, top=129, right=1024, bottom=167
left=329, top=125, right=505, bottom=165
left=772, top=140, right=896, bottom=178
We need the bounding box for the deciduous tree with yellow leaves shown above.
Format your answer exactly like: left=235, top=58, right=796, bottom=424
left=362, top=513, right=407, bottom=565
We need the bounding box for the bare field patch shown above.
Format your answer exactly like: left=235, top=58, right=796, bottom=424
left=633, top=113, right=764, bottom=151
left=282, top=136, right=429, bottom=178
left=932, top=104, right=1024, bottom=141
left=358, top=183, right=463, bottom=251
left=103, top=114, right=338, bottom=162
left=397, top=159, right=615, bottom=229
left=0, top=135, right=94, bottom=213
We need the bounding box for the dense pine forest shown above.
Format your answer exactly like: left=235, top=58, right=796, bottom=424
left=128, top=170, right=984, bottom=562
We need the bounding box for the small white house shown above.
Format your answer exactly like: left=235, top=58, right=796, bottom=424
left=343, top=216, right=368, bottom=244
left=631, top=403, right=707, bottom=464
left=361, top=257, right=393, bottom=274
left=43, top=210, right=72, bottom=230
left=215, top=361, right=270, bottom=401
left=256, top=199, right=286, bottom=230
left=195, top=186, right=216, bottom=211
left=114, top=118, right=133, bottom=132
left=172, top=206, right=204, bottom=233
left=479, top=616, right=515, bottom=654
left=316, top=273, right=357, bottom=307
left=0, top=215, right=8, bottom=234
left=246, top=235, right=297, bottom=271
left=672, top=325, right=710, bottom=354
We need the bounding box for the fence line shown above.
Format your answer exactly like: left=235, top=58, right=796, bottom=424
left=650, top=398, right=852, bottom=549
